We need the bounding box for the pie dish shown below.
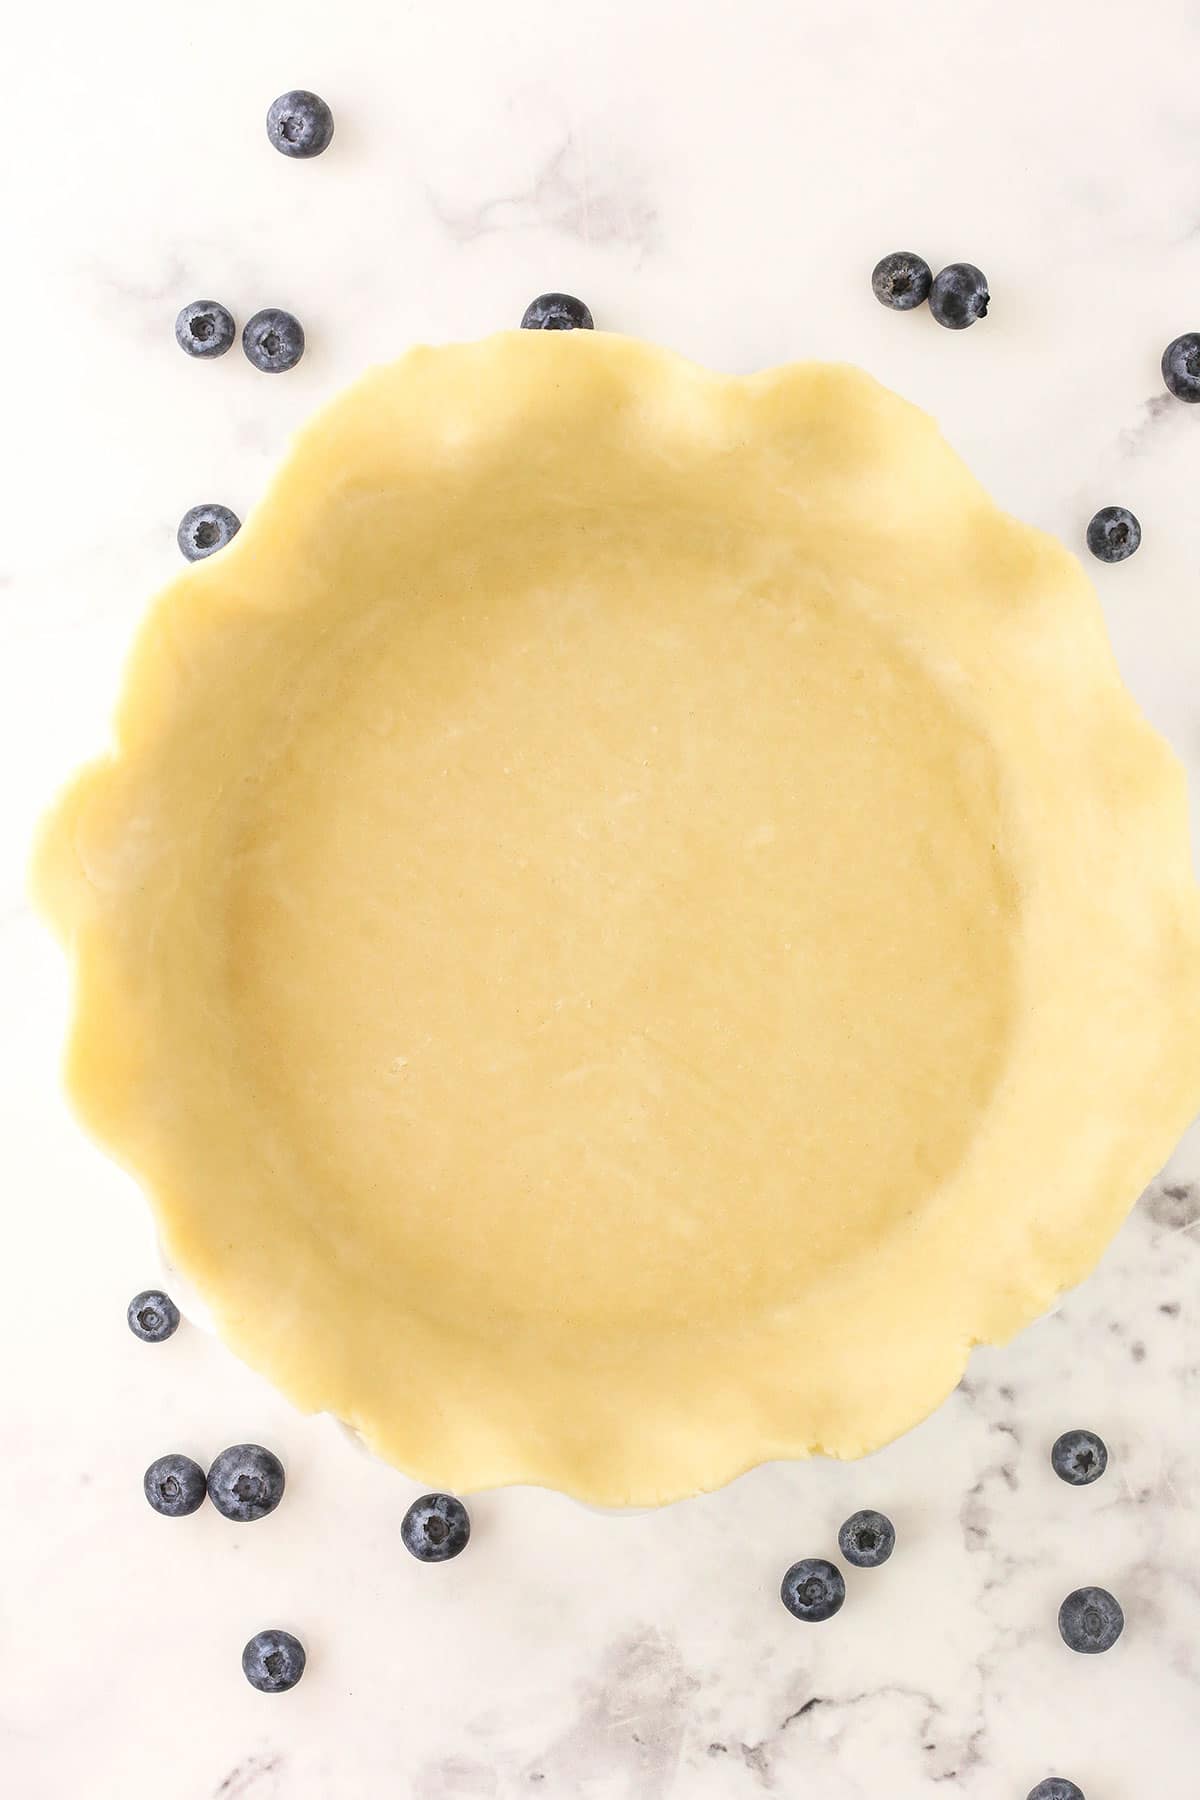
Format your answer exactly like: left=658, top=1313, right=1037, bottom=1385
left=35, top=331, right=1200, bottom=1506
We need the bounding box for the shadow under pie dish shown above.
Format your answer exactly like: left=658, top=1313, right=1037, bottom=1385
left=34, top=331, right=1200, bottom=1507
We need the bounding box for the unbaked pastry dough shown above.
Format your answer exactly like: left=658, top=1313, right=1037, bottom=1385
left=35, top=333, right=1200, bottom=1505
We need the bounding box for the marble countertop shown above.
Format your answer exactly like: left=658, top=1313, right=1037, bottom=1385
left=5, top=1, right=1200, bottom=1795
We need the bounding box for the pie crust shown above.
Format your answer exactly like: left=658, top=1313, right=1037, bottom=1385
left=35, top=332, right=1200, bottom=1504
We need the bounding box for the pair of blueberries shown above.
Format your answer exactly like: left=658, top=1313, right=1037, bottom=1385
left=176, top=301, right=305, bottom=376
left=780, top=1508, right=896, bottom=1623
left=143, top=1443, right=284, bottom=1523
left=871, top=251, right=989, bottom=329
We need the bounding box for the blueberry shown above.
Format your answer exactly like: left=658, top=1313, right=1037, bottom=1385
left=243, top=308, right=305, bottom=373
left=401, top=1493, right=471, bottom=1562
left=1058, top=1586, right=1124, bottom=1654
left=1162, top=332, right=1200, bottom=402
left=266, top=90, right=334, bottom=159
left=520, top=293, right=594, bottom=331
left=144, top=1453, right=207, bottom=1517
left=208, top=1444, right=285, bottom=1522
left=174, top=301, right=236, bottom=359
left=1026, top=1781, right=1085, bottom=1800
left=242, top=1628, right=306, bottom=1693
left=1050, top=1428, right=1109, bottom=1485
left=929, top=262, right=990, bottom=330
left=177, top=503, right=241, bottom=562
left=871, top=252, right=932, bottom=311
left=1086, top=507, right=1141, bottom=564
left=838, top=1509, right=895, bottom=1568
left=127, top=1289, right=180, bottom=1344
left=780, top=1558, right=846, bottom=1622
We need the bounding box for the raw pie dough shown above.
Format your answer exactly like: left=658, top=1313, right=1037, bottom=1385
left=36, top=332, right=1200, bottom=1505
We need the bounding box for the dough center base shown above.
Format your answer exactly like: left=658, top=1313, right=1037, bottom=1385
left=229, top=569, right=1015, bottom=1328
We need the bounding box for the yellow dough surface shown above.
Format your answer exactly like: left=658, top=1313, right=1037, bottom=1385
left=35, top=333, right=1200, bottom=1504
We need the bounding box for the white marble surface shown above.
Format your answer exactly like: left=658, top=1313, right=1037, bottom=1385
left=4, top=1, right=1200, bottom=1794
